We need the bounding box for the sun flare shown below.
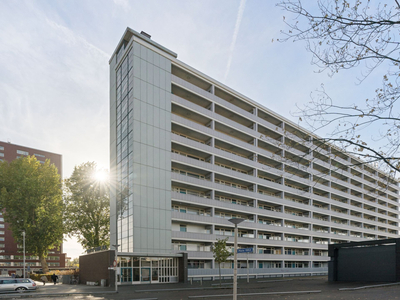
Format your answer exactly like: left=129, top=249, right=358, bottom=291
left=93, top=169, right=109, bottom=182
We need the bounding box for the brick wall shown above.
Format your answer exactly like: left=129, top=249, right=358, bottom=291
left=79, top=250, right=113, bottom=285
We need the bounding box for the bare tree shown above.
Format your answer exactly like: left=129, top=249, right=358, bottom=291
left=277, top=0, right=400, bottom=175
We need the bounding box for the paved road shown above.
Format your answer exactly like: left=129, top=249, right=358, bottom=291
left=3, top=277, right=400, bottom=300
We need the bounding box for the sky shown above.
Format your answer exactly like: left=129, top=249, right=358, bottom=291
left=0, top=0, right=386, bottom=259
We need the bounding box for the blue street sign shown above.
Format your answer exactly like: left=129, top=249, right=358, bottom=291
left=237, top=248, right=253, bottom=253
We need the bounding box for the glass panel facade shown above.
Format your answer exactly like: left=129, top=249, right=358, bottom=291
left=115, top=49, right=133, bottom=253
left=117, top=256, right=178, bottom=284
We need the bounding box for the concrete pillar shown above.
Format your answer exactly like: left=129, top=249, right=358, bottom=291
left=210, top=207, right=215, bottom=216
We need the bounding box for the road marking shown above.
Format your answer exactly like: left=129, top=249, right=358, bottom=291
left=136, top=287, right=230, bottom=292
left=339, top=282, right=400, bottom=291
left=257, top=279, right=293, bottom=283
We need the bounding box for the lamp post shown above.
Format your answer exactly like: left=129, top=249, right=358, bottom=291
left=228, top=218, right=244, bottom=300
left=22, top=231, right=25, bottom=278
left=112, top=244, right=120, bottom=293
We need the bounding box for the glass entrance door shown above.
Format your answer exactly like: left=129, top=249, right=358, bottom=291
left=152, top=268, right=158, bottom=282
left=121, top=268, right=132, bottom=283
left=141, top=268, right=150, bottom=282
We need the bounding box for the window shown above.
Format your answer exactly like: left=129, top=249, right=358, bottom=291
left=284, top=261, right=309, bottom=268
left=0, top=278, right=15, bottom=283
left=34, top=153, right=45, bottom=158
left=188, top=260, right=207, bottom=269
left=14, top=255, right=38, bottom=260
left=313, top=262, right=327, bottom=268
left=17, top=150, right=28, bottom=156
left=180, top=225, right=187, bottom=232
left=0, top=238, right=4, bottom=242
left=0, top=146, right=3, bottom=150
left=258, top=262, right=282, bottom=268
left=47, top=256, right=60, bottom=260
left=0, top=153, right=3, bottom=157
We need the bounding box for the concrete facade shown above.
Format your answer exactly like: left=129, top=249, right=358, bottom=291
left=109, top=28, right=400, bottom=282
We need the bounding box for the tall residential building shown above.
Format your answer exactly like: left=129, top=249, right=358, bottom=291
left=0, top=141, right=66, bottom=275
left=109, top=28, right=400, bottom=284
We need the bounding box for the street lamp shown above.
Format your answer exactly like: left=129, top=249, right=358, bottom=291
left=228, top=218, right=244, bottom=300
left=22, top=231, right=25, bottom=278
left=112, top=244, right=120, bottom=292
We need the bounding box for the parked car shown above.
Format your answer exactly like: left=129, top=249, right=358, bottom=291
left=0, top=278, right=36, bottom=292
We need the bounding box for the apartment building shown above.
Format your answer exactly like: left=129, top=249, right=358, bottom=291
left=0, top=141, right=66, bottom=275
left=109, top=28, right=400, bottom=284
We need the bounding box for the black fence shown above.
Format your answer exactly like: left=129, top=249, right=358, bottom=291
left=328, top=238, right=400, bottom=282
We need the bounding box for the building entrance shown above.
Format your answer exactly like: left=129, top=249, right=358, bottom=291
left=117, top=256, right=179, bottom=284
left=141, top=268, right=150, bottom=282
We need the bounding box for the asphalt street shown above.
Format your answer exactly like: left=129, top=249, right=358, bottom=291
left=3, top=276, right=400, bottom=300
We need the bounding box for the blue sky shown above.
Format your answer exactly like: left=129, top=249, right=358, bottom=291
left=0, top=0, right=384, bottom=258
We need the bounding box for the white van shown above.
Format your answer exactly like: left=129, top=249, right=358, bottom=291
left=0, top=278, right=37, bottom=292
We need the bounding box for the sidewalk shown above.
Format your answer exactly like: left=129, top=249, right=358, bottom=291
left=0, top=281, right=115, bottom=298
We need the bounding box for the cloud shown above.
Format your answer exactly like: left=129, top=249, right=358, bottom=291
left=113, top=0, right=130, bottom=10
left=45, top=18, right=110, bottom=59
left=224, top=0, right=247, bottom=81
left=0, top=1, right=111, bottom=181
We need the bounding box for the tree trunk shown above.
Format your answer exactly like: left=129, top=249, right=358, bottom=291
left=219, top=264, right=221, bottom=287
left=40, top=256, right=49, bottom=274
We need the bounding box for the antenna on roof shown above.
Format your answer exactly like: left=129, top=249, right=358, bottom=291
left=140, top=31, right=151, bottom=39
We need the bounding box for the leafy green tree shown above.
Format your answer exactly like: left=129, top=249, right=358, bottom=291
left=0, top=156, right=63, bottom=273
left=67, top=257, right=79, bottom=267
left=64, top=162, right=110, bottom=250
left=212, top=238, right=232, bottom=286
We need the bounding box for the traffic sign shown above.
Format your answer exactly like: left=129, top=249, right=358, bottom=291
left=237, top=248, right=253, bottom=253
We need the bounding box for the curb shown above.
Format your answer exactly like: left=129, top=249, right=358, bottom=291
left=188, top=290, right=322, bottom=298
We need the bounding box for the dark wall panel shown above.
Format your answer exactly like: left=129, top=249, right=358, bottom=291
left=337, top=245, right=396, bottom=282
